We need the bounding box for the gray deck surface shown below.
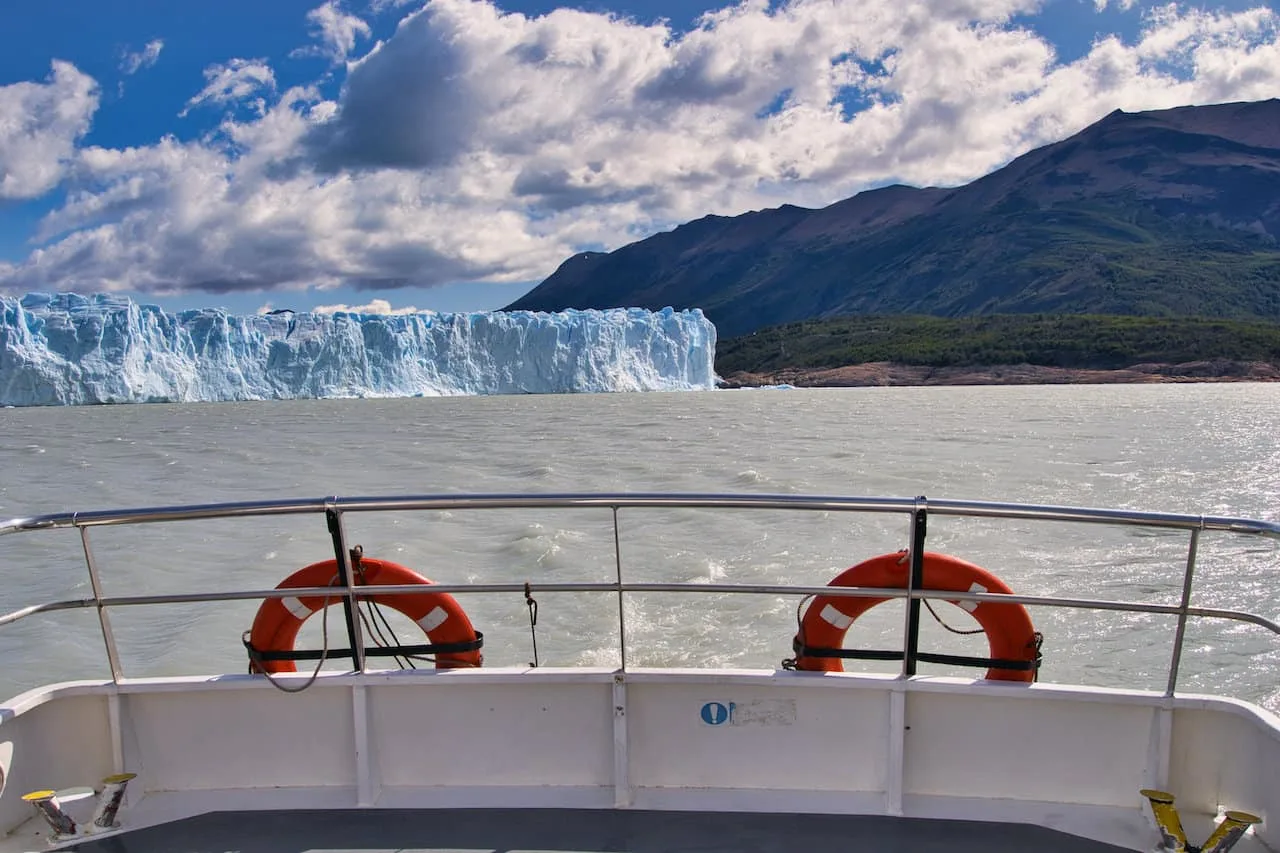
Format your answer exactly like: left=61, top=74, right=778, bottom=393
left=67, top=808, right=1134, bottom=852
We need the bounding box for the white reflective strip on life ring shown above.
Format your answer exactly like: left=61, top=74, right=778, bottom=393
left=417, top=606, right=449, bottom=633
left=281, top=596, right=312, bottom=621
left=956, top=582, right=987, bottom=613
left=820, top=603, right=855, bottom=630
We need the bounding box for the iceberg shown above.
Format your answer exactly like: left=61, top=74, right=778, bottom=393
left=0, top=293, right=718, bottom=406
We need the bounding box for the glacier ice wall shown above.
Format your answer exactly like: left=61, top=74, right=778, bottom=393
left=0, top=293, right=718, bottom=406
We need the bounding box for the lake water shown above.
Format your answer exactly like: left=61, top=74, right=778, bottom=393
left=2, top=384, right=1279, bottom=708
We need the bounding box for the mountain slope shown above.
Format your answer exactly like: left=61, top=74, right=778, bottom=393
left=505, top=100, right=1280, bottom=338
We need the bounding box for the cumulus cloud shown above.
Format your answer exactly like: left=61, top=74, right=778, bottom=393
left=312, top=298, right=421, bottom=314
left=4, top=0, right=1280, bottom=301
left=0, top=61, right=99, bottom=200
left=293, top=2, right=373, bottom=64
left=303, top=6, right=482, bottom=170
left=120, top=40, right=165, bottom=75
left=180, top=58, right=276, bottom=117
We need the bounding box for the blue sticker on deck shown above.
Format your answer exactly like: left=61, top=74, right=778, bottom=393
left=700, top=701, right=730, bottom=725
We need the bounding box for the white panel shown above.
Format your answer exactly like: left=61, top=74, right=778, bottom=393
left=127, top=687, right=356, bottom=791
left=628, top=682, right=888, bottom=792
left=371, top=682, right=613, bottom=788
left=0, top=695, right=114, bottom=834
left=1170, top=706, right=1280, bottom=826
left=903, top=692, right=1153, bottom=806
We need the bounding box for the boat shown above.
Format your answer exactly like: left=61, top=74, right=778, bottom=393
left=0, top=492, right=1277, bottom=852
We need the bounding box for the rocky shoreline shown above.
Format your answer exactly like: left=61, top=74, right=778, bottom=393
left=718, top=360, right=1280, bottom=388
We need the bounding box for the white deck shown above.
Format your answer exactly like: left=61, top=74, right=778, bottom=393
left=1, top=667, right=1277, bottom=852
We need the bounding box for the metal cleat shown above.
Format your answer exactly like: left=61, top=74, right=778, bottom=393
left=90, top=772, right=137, bottom=831
left=1201, top=810, right=1263, bottom=853
left=20, top=790, right=77, bottom=842
left=1141, top=789, right=1188, bottom=852
left=1141, top=789, right=1263, bottom=853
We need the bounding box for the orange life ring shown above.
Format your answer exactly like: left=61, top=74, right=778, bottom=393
left=248, top=557, right=482, bottom=673
left=792, top=551, right=1039, bottom=682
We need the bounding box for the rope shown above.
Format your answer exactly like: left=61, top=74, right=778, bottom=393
left=251, top=569, right=345, bottom=693
left=359, top=602, right=416, bottom=670
left=780, top=594, right=813, bottom=670
left=525, top=582, right=539, bottom=668
left=923, top=598, right=985, bottom=635
left=252, top=591, right=334, bottom=694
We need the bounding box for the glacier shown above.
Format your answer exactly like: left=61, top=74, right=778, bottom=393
left=0, top=293, right=718, bottom=406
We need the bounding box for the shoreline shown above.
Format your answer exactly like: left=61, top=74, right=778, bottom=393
left=717, top=360, right=1280, bottom=388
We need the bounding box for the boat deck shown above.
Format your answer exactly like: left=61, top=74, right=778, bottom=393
left=63, top=808, right=1132, bottom=852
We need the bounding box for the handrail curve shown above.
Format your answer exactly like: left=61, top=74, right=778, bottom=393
left=1, top=492, right=1277, bottom=694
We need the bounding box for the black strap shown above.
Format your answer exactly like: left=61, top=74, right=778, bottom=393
left=793, top=642, right=1039, bottom=672
left=245, top=632, right=484, bottom=664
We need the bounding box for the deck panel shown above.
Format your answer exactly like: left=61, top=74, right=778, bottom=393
left=66, top=808, right=1133, bottom=852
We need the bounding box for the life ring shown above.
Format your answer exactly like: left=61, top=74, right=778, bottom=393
left=791, top=551, right=1039, bottom=682
left=247, top=557, right=482, bottom=673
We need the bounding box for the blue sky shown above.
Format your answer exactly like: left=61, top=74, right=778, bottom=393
left=0, top=0, right=1277, bottom=316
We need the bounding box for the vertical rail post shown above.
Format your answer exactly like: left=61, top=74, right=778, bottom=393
left=1165, top=527, right=1201, bottom=697
left=901, top=497, right=928, bottom=677
left=612, top=673, right=631, bottom=807
left=80, top=526, right=124, bottom=682
left=326, top=507, right=366, bottom=672
left=613, top=507, right=627, bottom=672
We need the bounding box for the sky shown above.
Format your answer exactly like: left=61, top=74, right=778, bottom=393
left=1, top=0, right=1278, bottom=317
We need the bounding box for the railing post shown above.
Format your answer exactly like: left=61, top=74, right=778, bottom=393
left=326, top=507, right=366, bottom=672
left=613, top=507, right=627, bottom=672
left=80, top=526, right=124, bottom=682
left=1165, top=527, right=1201, bottom=697
left=901, top=497, right=928, bottom=677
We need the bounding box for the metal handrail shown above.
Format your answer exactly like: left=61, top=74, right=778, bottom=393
left=1, top=492, right=1278, bottom=695
left=6, top=584, right=1278, bottom=635
left=4, top=492, right=1278, bottom=536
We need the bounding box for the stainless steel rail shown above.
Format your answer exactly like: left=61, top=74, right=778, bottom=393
left=4, top=493, right=1278, bottom=536
left=1, top=492, right=1278, bottom=695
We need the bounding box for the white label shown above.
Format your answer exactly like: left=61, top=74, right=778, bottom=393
left=416, top=606, right=449, bottom=633
left=730, top=699, right=796, bottom=726
left=820, top=604, right=854, bottom=630
left=281, top=596, right=311, bottom=621
left=953, top=582, right=987, bottom=613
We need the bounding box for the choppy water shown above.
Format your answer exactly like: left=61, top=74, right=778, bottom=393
left=1, top=385, right=1279, bottom=708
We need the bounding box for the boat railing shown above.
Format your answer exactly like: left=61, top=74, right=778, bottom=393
left=1, top=493, right=1278, bottom=696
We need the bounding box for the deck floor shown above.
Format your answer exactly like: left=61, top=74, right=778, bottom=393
left=66, top=808, right=1134, bottom=852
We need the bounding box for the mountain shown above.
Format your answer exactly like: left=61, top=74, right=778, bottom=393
left=506, top=100, right=1280, bottom=338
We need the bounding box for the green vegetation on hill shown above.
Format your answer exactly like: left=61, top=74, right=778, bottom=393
left=714, top=314, right=1280, bottom=374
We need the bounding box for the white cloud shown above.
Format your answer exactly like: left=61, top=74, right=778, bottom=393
left=180, top=58, right=276, bottom=117
left=120, top=40, right=165, bottom=75
left=312, top=298, right=421, bottom=314
left=4, top=0, right=1280, bottom=302
left=0, top=61, right=99, bottom=200
left=293, top=1, right=373, bottom=63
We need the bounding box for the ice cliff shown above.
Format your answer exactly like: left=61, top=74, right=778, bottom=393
left=0, top=293, right=718, bottom=406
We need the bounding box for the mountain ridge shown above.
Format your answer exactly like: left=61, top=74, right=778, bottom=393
left=506, top=99, right=1280, bottom=338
